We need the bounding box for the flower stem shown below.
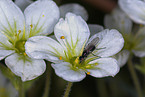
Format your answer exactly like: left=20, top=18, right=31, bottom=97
left=127, top=55, right=143, bottom=97
left=19, top=80, right=25, bottom=97
left=63, top=82, right=73, bottom=97
left=42, top=62, right=52, bottom=97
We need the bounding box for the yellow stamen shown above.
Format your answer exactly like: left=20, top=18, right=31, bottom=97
left=24, top=53, right=27, bottom=56
left=60, top=36, right=65, bottom=39
left=74, top=57, right=79, bottom=64
left=42, top=15, right=45, bottom=17
left=87, top=72, right=90, bottom=75
left=30, top=24, right=33, bottom=28
left=18, top=30, right=21, bottom=33
left=59, top=56, right=62, bottom=60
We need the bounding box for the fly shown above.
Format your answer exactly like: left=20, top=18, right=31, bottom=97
left=79, top=37, right=100, bottom=63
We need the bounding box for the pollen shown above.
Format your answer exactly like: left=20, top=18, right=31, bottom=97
left=30, top=24, right=33, bottom=28
left=87, top=72, right=90, bottom=75
left=60, top=36, right=65, bottom=39
left=59, top=56, right=62, bottom=60
left=18, top=30, right=21, bottom=33
left=42, top=15, right=45, bottom=17
left=24, top=52, right=27, bottom=56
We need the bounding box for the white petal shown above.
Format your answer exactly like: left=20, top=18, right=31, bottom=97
left=54, top=13, right=90, bottom=56
left=88, top=29, right=124, bottom=57
left=0, top=32, right=15, bottom=60
left=87, top=57, right=119, bottom=77
left=104, top=7, right=132, bottom=34
left=60, top=3, right=88, bottom=21
left=0, top=0, right=25, bottom=33
left=24, top=0, right=59, bottom=35
left=88, top=24, right=104, bottom=36
left=119, top=0, right=145, bottom=24
left=15, top=0, right=33, bottom=11
left=52, top=62, right=86, bottom=82
left=5, top=53, right=46, bottom=81
left=113, top=50, right=130, bottom=67
left=25, top=36, right=65, bottom=63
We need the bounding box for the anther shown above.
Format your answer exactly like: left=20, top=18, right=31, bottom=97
left=18, top=30, right=21, bottom=33
left=87, top=72, right=90, bottom=75
left=60, top=36, right=65, bottom=39
left=42, top=15, right=45, bottom=17
left=30, top=24, right=33, bottom=28
left=24, top=53, right=27, bottom=56
left=59, top=56, right=62, bottom=60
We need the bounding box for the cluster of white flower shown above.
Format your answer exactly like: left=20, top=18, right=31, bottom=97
left=0, top=0, right=125, bottom=83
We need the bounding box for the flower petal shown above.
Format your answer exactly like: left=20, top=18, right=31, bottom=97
left=52, top=62, right=86, bottom=82
left=0, top=0, right=24, bottom=33
left=60, top=3, right=88, bottom=21
left=119, top=0, right=145, bottom=24
left=24, top=0, right=59, bottom=35
left=113, top=50, right=130, bottom=67
left=88, top=29, right=124, bottom=57
left=5, top=53, right=46, bottom=81
left=88, top=24, right=104, bottom=36
left=104, top=7, right=132, bottom=34
left=0, top=32, right=15, bottom=60
left=25, top=36, right=65, bottom=63
left=15, top=0, right=33, bottom=11
left=54, top=13, right=90, bottom=56
left=87, top=57, right=119, bottom=77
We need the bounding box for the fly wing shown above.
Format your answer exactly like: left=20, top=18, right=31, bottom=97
left=85, top=37, right=99, bottom=50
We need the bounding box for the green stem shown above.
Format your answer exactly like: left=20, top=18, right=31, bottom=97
left=19, top=81, right=25, bottom=97
left=42, top=62, right=52, bottom=97
left=63, top=82, right=73, bottom=97
left=127, top=55, right=143, bottom=97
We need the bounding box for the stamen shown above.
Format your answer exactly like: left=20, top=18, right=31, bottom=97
left=87, top=72, right=90, bottom=75
left=42, top=15, right=45, bottom=17
left=60, top=36, right=65, bottom=39
left=18, top=30, right=21, bottom=33
left=30, top=24, right=33, bottom=28
left=59, top=56, right=62, bottom=60
left=24, top=52, right=27, bottom=56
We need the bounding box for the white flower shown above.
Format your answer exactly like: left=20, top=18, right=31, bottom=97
left=0, top=0, right=59, bottom=81
left=25, top=13, right=124, bottom=82
left=15, top=0, right=88, bottom=21
left=60, top=3, right=88, bottom=21
left=0, top=71, right=18, bottom=97
left=119, top=0, right=145, bottom=25
left=104, top=7, right=145, bottom=67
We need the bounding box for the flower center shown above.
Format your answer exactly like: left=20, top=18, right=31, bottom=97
left=15, top=40, right=26, bottom=54
left=70, top=56, right=98, bottom=71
